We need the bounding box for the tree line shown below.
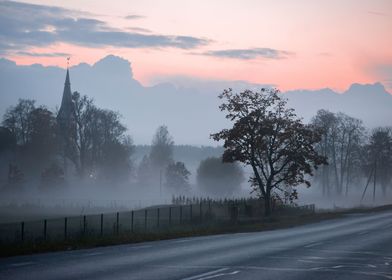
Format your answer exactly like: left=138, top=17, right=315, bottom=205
left=311, top=110, right=392, bottom=199
left=1, top=88, right=391, bottom=216
left=212, top=88, right=391, bottom=215
left=0, top=94, right=133, bottom=191
left=0, top=95, right=244, bottom=197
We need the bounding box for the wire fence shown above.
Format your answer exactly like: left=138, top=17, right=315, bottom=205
left=0, top=199, right=315, bottom=245
left=0, top=196, right=169, bottom=211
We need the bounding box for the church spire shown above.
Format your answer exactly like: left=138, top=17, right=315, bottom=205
left=65, top=68, right=70, bottom=86
left=57, top=67, right=74, bottom=126
left=57, top=64, right=78, bottom=175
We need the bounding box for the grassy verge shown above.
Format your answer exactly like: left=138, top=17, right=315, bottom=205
left=1, top=205, right=390, bottom=258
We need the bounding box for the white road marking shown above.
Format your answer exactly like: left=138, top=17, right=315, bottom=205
left=304, top=242, right=323, bottom=248
left=298, top=259, right=315, bottom=263
left=181, top=268, right=229, bottom=280
left=367, top=264, right=377, bottom=268
left=332, top=265, right=344, bottom=269
left=9, top=262, right=35, bottom=267
left=197, top=270, right=240, bottom=280
left=305, top=256, right=325, bottom=260
left=310, top=267, right=322, bottom=271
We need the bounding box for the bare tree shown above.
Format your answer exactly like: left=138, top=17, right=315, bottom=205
left=72, top=91, right=94, bottom=177
left=3, top=102, right=60, bottom=179
left=71, top=92, right=133, bottom=181
left=150, top=125, right=174, bottom=169
left=311, top=110, right=365, bottom=196
left=27, top=107, right=59, bottom=168
left=363, top=127, right=392, bottom=199
left=333, top=113, right=364, bottom=195
left=2, top=99, right=35, bottom=146
left=311, top=110, right=336, bottom=196
left=136, top=125, right=174, bottom=192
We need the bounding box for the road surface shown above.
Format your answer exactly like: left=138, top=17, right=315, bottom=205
left=1, top=210, right=391, bottom=280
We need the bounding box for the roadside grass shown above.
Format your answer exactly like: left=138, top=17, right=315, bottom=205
left=1, top=204, right=390, bottom=258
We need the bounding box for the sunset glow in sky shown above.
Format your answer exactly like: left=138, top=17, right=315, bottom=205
left=1, top=0, right=392, bottom=91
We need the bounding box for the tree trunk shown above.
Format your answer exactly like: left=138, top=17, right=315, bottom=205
left=373, top=160, right=377, bottom=203
left=331, top=138, right=340, bottom=195
left=264, top=189, right=272, bottom=217
left=345, top=166, right=350, bottom=197
left=326, top=164, right=330, bottom=197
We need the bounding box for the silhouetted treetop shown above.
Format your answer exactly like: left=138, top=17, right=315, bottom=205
left=212, top=88, right=326, bottom=216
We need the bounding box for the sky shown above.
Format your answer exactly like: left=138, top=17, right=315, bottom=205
left=0, top=0, right=391, bottom=92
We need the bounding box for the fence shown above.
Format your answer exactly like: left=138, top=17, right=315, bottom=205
left=0, top=200, right=315, bottom=245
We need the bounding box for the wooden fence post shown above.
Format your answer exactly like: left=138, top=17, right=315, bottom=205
left=157, top=208, right=160, bottom=228
left=169, top=207, right=172, bottom=226
left=116, top=212, right=119, bottom=235
left=199, top=202, right=202, bottom=223
left=144, top=209, right=148, bottom=232
left=131, top=211, right=134, bottom=233
left=21, top=221, right=24, bottom=242
left=83, top=215, right=87, bottom=236
left=100, top=214, right=103, bottom=237
left=43, top=219, right=47, bottom=241
left=179, top=206, right=182, bottom=224
left=64, top=217, right=68, bottom=241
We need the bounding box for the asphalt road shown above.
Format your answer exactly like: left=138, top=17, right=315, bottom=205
left=1, top=210, right=392, bottom=280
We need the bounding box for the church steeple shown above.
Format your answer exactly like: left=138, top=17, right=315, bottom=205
left=57, top=68, right=74, bottom=125
left=65, top=68, right=70, bottom=86
left=57, top=66, right=78, bottom=174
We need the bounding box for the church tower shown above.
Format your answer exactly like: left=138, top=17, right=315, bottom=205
left=57, top=68, right=75, bottom=127
left=57, top=67, right=77, bottom=173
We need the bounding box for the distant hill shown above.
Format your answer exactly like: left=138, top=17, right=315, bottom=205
left=285, top=83, right=392, bottom=128
left=1, top=55, right=391, bottom=145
